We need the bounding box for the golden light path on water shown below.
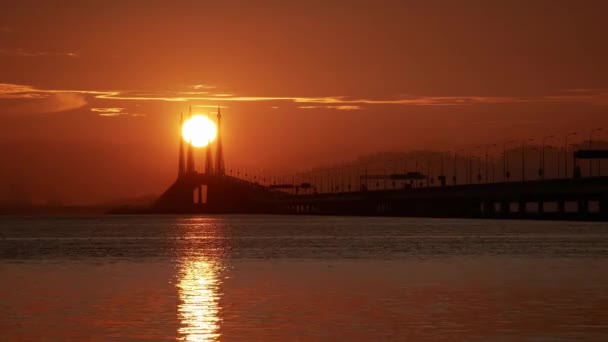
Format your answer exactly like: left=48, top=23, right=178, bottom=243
left=177, top=259, right=221, bottom=341
left=175, top=217, right=225, bottom=341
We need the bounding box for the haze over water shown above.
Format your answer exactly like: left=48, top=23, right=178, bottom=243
left=1, top=216, right=607, bottom=340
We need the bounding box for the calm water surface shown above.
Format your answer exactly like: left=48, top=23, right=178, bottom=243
left=0, top=215, right=607, bottom=341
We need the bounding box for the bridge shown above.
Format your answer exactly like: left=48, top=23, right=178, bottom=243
left=153, top=172, right=288, bottom=214
left=147, top=110, right=608, bottom=221
left=276, top=177, right=608, bottom=220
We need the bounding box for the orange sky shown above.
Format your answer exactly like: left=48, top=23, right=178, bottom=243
left=1, top=1, right=607, bottom=204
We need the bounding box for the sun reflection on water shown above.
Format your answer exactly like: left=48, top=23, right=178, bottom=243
left=177, top=259, right=221, bottom=341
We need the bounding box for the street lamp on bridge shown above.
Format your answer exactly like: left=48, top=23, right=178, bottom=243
left=589, top=128, right=602, bottom=177
left=453, top=149, right=465, bottom=185
left=522, top=138, right=535, bottom=182
left=476, top=155, right=482, bottom=183
left=503, top=140, right=515, bottom=182
left=564, top=132, right=578, bottom=178
left=541, top=135, right=554, bottom=180
left=470, top=146, right=481, bottom=184
left=439, top=151, right=447, bottom=187
left=484, top=144, right=496, bottom=183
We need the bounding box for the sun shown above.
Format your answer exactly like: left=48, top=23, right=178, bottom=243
left=182, top=115, right=217, bottom=147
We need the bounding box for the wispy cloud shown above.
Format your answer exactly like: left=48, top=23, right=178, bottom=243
left=44, top=93, right=87, bottom=112
left=334, top=105, right=361, bottom=110
left=91, top=107, right=144, bottom=117
left=0, top=83, right=113, bottom=99
left=298, top=105, right=361, bottom=110
left=192, top=84, right=216, bottom=90
left=0, top=92, right=87, bottom=114
left=2, top=83, right=608, bottom=114
left=91, top=107, right=126, bottom=116
left=90, top=91, right=608, bottom=107
left=293, top=96, right=522, bottom=106
left=544, top=88, right=608, bottom=106
left=0, top=83, right=47, bottom=98
left=0, top=48, right=79, bottom=58
left=193, top=104, right=229, bottom=109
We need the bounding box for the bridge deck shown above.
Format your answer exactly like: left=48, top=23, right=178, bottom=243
left=147, top=173, right=608, bottom=220
left=273, top=177, right=608, bottom=220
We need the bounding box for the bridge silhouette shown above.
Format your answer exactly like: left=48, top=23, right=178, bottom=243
left=149, top=110, right=608, bottom=220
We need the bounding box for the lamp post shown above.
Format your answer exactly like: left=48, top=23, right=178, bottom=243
left=414, top=155, right=420, bottom=188
left=453, top=149, right=464, bottom=185
left=344, top=165, right=350, bottom=192
left=472, top=146, right=481, bottom=184
left=467, top=146, right=479, bottom=184
left=440, top=152, right=444, bottom=179
left=589, top=128, right=602, bottom=177
left=529, top=145, right=541, bottom=180
left=350, top=165, right=355, bottom=192
left=452, top=151, right=457, bottom=185
left=453, top=151, right=456, bottom=185
left=468, top=146, right=480, bottom=184
left=476, top=156, right=482, bottom=183
left=383, top=159, right=388, bottom=190
left=522, top=138, right=534, bottom=182
left=341, top=165, right=346, bottom=193
left=485, top=144, right=496, bottom=183
left=492, top=155, right=496, bottom=183
left=468, top=150, right=472, bottom=184
left=438, top=151, right=447, bottom=187
left=427, top=157, right=431, bottom=187
left=564, top=132, right=577, bottom=178
left=332, top=166, right=338, bottom=193
left=362, top=162, right=371, bottom=191
left=402, top=156, right=408, bottom=189
left=541, top=135, right=554, bottom=179
left=388, top=159, right=399, bottom=189
left=324, top=168, right=328, bottom=193
left=503, top=140, right=515, bottom=182
left=317, top=170, right=322, bottom=193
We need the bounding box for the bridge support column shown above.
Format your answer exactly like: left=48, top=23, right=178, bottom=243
left=601, top=196, right=608, bottom=220
left=519, top=201, right=526, bottom=214
left=578, top=199, right=589, bottom=216
left=501, top=201, right=510, bottom=217
left=197, top=185, right=203, bottom=205
left=538, top=201, right=544, bottom=215
left=483, top=201, right=495, bottom=217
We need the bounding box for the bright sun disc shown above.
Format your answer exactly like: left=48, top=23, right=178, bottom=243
left=182, top=115, right=217, bottom=147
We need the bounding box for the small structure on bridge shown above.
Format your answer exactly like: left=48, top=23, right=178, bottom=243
left=573, top=149, right=608, bottom=178
left=574, top=149, right=608, bottom=159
